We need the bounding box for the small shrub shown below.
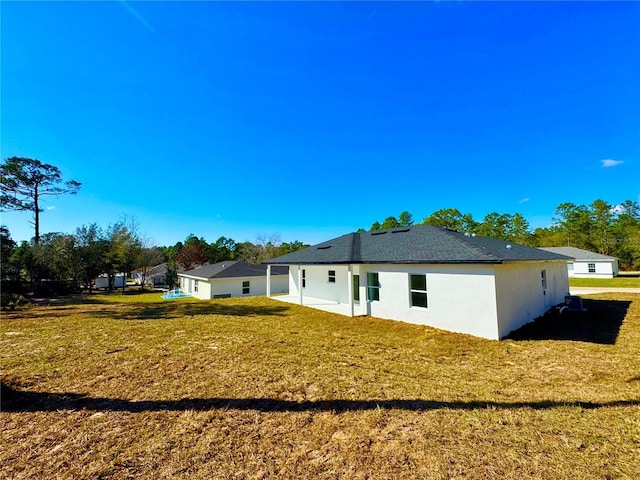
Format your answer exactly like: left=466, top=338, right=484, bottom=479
left=0, top=293, right=25, bottom=310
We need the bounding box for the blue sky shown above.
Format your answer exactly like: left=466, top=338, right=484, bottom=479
left=2, top=1, right=638, bottom=246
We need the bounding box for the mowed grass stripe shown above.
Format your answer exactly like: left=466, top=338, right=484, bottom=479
left=2, top=293, right=639, bottom=479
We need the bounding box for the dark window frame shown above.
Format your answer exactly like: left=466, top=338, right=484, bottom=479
left=367, top=272, right=380, bottom=301
left=409, top=274, right=427, bottom=308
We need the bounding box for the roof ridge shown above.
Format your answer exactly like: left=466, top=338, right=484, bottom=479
left=540, top=246, right=618, bottom=260
left=350, top=232, right=361, bottom=262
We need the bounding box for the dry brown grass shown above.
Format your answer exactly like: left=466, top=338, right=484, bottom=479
left=2, top=292, right=639, bottom=479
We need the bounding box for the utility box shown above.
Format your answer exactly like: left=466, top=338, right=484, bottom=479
left=564, top=295, right=587, bottom=312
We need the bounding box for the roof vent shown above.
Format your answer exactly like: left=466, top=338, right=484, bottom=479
left=371, top=231, right=387, bottom=236
left=391, top=229, right=410, bottom=233
left=317, top=245, right=332, bottom=250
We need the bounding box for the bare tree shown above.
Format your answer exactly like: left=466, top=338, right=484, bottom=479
left=137, top=246, right=165, bottom=290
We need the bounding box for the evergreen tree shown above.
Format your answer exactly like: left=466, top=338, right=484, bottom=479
left=1, top=157, right=81, bottom=244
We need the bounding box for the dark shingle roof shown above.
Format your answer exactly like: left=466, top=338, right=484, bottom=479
left=539, top=246, right=617, bottom=261
left=136, top=262, right=187, bottom=276
left=179, top=260, right=288, bottom=280
left=263, top=225, right=572, bottom=265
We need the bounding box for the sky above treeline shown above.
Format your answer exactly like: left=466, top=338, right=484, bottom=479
left=1, top=1, right=638, bottom=247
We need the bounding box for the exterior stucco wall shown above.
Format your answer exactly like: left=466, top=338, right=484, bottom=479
left=570, top=260, right=617, bottom=278
left=288, top=265, right=352, bottom=304
left=285, top=261, right=570, bottom=340
left=494, top=260, right=569, bottom=338
left=179, top=276, right=211, bottom=300
left=358, top=264, right=500, bottom=339
left=289, top=263, right=500, bottom=340
left=179, top=274, right=288, bottom=300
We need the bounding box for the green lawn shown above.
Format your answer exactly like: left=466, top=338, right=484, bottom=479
left=569, top=273, right=640, bottom=288
left=2, top=293, right=639, bottom=479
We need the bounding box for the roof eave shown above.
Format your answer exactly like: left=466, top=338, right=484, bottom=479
left=263, top=260, right=505, bottom=265
left=177, top=273, right=211, bottom=280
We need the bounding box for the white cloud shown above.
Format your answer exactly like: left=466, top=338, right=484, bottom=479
left=601, top=159, right=623, bottom=168
left=518, top=198, right=530, bottom=204
left=610, top=204, right=625, bottom=214
left=46, top=206, right=56, bottom=211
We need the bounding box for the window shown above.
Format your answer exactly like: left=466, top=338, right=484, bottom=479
left=353, top=274, right=360, bottom=302
left=588, top=263, right=596, bottom=273
left=242, top=281, right=250, bottom=295
left=541, top=270, right=546, bottom=290
left=410, top=274, right=428, bottom=308
left=302, top=269, right=306, bottom=288
left=367, top=272, right=380, bottom=301
left=328, top=270, right=336, bottom=283
left=194, top=280, right=199, bottom=292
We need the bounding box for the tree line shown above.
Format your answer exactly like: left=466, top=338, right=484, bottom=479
left=161, top=234, right=307, bottom=270
left=362, top=199, right=640, bottom=270
left=1, top=223, right=308, bottom=296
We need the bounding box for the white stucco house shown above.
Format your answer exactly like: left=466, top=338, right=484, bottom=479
left=95, top=274, right=125, bottom=289
left=263, top=225, right=572, bottom=340
left=178, top=260, right=288, bottom=300
left=539, top=246, right=619, bottom=278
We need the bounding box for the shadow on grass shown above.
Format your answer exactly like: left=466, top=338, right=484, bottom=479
left=506, top=299, right=630, bottom=344
left=617, top=272, right=640, bottom=278
left=88, top=302, right=292, bottom=320
left=2, top=382, right=637, bottom=413
left=42, top=290, right=157, bottom=304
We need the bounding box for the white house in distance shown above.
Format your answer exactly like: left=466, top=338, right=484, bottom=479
left=134, top=262, right=186, bottom=288
left=178, top=260, right=288, bottom=300
left=95, top=274, right=125, bottom=289
left=263, top=225, right=572, bottom=340
left=539, top=246, right=619, bottom=278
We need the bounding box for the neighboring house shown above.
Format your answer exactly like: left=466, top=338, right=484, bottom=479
left=178, top=260, right=289, bottom=300
left=134, top=263, right=186, bottom=288
left=95, top=274, right=125, bottom=289
left=263, top=225, right=571, bottom=340
left=539, top=246, right=619, bottom=278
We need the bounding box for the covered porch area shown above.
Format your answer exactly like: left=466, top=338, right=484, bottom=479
left=269, top=293, right=359, bottom=317
left=266, top=264, right=363, bottom=317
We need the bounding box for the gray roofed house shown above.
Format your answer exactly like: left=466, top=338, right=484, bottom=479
left=135, top=262, right=187, bottom=287
left=539, top=246, right=619, bottom=278
left=263, top=225, right=571, bottom=340
left=264, top=224, right=570, bottom=265
left=178, top=260, right=288, bottom=300
left=180, top=260, right=288, bottom=279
